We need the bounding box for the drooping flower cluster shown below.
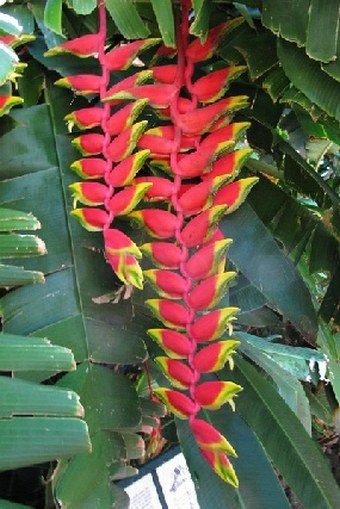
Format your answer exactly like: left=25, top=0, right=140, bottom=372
left=47, top=0, right=258, bottom=487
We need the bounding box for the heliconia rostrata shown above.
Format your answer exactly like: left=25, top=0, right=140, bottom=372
left=47, top=0, right=258, bottom=487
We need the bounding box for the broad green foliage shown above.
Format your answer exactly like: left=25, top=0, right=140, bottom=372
left=0, top=1, right=339, bottom=508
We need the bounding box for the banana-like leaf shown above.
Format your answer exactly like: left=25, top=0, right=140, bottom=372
left=0, top=333, right=75, bottom=372
left=236, top=332, right=314, bottom=433
left=54, top=431, right=129, bottom=509
left=278, top=39, right=340, bottom=121
left=0, top=208, right=40, bottom=231
left=0, top=233, right=46, bottom=258
left=0, top=264, right=44, bottom=286
left=68, top=0, right=97, bottom=16
left=44, top=0, right=63, bottom=35
left=0, top=417, right=90, bottom=471
left=0, top=376, right=83, bottom=418
left=190, top=0, right=212, bottom=41
left=237, top=331, right=328, bottom=383
left=176, top=408, right=291, bottom=509
left=221, top=203, right=318, bottom=342
left=105, top=0, right=150, bottom=39
left=225, top=356, right=340, bottom=509
left=263, top=0, right=339, bottom=73
left=150, top=0, right=175, bottom=47
left=0, top=89, right=148, bottom=504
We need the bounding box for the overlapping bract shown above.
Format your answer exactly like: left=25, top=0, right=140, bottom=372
left=48, top=0, right=258, bottom=487
left=47, top=33, right=165, bottom=289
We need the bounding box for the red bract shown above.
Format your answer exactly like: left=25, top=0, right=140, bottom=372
left=151, top=64, right=178, bottom=83
left=202, top=148, right=253, bottom=181
left=190, top=307, right=239, bottom=343
left=184, top=239, right=232, bottom=280
left=55, top=75, right=101, bottom=95
left=69, top=182, right=108, bottom=206
left=153, top=388, right=198, bottom=419
left=194, top=381, right=242, bottom=410
left=175, top=141, right=234, bottom=178
left=129, top=209, right=179, bottom=239
left=144, top=269, right=188, bottom=299
left=107, top=183, right=152, bottom=215
left=192, top=66, right=247, bottom=103
left=148, top=329, right=193, bottom=359
left=107, top=121, right=147, bottom=161
left=186, top=19, right=243, bottom=62
left=104, top=228, right=142, bottom=258
left=155, top=357, right=195, bottom=389
left=193, top=340, right=240, bottom=372
left=133, top=176, right=175, bottom=201
left=104, top=39, right=160, bottom=70
left=70, top=158, right=107, bottom=179
left=45, top=34, right=101, bottom=57
left=104, top=70, right=152, bottom=102
left=180, top=206, right=228, bottom=247
left=201, top=449, right=239, bottom=487
left=106, top=99, right=148, bottom=135
left=177, top=96, right=249, bottom=135
left=71, top=208, right=109, bottom=231
left=72, top=133, right=104, bottom=155
left=106, top=84, right=177, bottom=109
left=65, top=107, right=104, bottom=130
left=178, top=176, right=228, bottom=215
left=145, top=299, right=190, bottom=329
left=213, top=177, right=259, bottom=214
left=140, top=242, right=182, bottom=268
left=190, top=418, right=237, bottom=455
left=107, top=150, right=150, bottom=187
left=187, top=272, right=236, bottom=311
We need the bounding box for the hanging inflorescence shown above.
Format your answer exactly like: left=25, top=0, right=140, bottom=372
left=46, top=0, right=258, bottom=487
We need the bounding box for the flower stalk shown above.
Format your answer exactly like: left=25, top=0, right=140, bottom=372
left=47, top=0, right=259, bottom=487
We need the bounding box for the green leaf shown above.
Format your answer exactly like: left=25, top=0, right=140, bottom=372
left=0, top=42, right=18, bottom=86
left=262, top=67, right=290, bottom=102
left=190, top=0, right=212, bottom=42
left=278, top=38, right=340, bottom=121
left=0, top=233, right=46, bottom=258
left=44, top=0, right=63, bottom=36
left=0, top=417, right=90, bottom=471
left=262, top=0, right=309, bottom=46
left=236, top=332, right=313, bottom=433
left=235, top=31, right=278, bottom=80
left=227, top=356, right=340, bottom=509
left=68, top=0, right=97, bottom=16
left=222, top=203, right=318, bottom=341
left=0, top=88, right=148, bottom=495
left=0, top=333, right=75, bottom=372
left=0, top=208, right=40, bottom=231
left=237, top=331, right=328, bottom=383
left=0, top=4, right=34, bottom=34
left=58, top=363, right=141, bottom=435
left=54, top=431, right=128, bottom=509
left=306, top=0, right=339, bottom=63
left=0, top=376, right=83, bottom=418
left=0, top=264, right=44, bottom=286
left=177, top=408, right=291, bottom=508
left=150, top=0, right=175, bottom=47
left=105, top=0, right=149, bottom=39
left=0, top=12, right=22, bottom=36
